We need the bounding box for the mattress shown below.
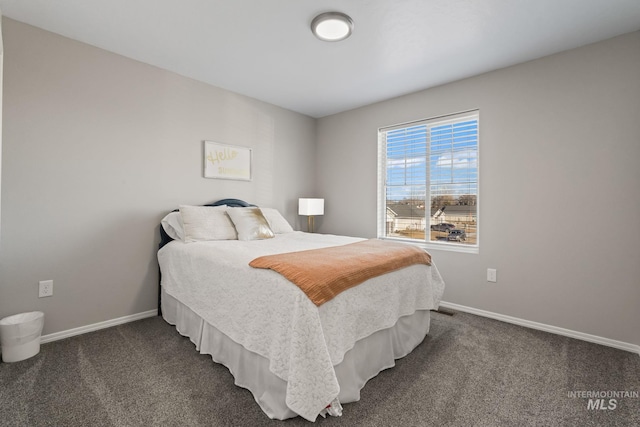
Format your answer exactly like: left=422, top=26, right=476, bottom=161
left=158, top=231, right=445, bottom=421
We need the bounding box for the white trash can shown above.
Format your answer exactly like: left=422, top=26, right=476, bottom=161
left=0, top=311, right=45, bottom=363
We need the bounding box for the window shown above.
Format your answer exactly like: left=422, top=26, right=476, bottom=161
left=377, top=110, right=479, bottom=252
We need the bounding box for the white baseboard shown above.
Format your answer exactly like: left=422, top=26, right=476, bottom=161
left=439, top=301, right=640, bottom=356
left=32, top=304, right=640, bottom=357
left=40, top=309, right=158, bottom=344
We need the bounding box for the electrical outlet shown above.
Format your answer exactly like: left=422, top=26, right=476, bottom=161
left=39, top=280, right=53, bottom=298
left=487, top=269, right=497, bottom=283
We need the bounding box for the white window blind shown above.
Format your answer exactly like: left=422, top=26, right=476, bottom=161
left=378, top=110, right=479, bottom=251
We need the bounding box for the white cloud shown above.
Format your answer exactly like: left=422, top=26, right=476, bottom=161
left=387, top=157, right=426, bottom=168
left=435, top=150, right=477, bottom=169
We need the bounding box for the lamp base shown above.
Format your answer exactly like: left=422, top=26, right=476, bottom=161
left=307, top=216, right=315, bottom=233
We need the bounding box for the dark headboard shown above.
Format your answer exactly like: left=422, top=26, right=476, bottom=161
left=157, top=198, right=255, bottom=316
left=158, top=198, right=255, bottom=250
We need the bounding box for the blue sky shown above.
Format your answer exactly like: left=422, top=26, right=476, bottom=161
left=385, top=119, right=478, bottom=202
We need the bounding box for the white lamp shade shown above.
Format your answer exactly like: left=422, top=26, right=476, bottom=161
left=298, top=198, right=324, bottom=216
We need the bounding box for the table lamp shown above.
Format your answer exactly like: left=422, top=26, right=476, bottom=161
left=298, top=198, right=324, bottom=233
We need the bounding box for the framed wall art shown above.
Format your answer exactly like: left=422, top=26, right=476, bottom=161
left=203, top=141, right=252, bottom=181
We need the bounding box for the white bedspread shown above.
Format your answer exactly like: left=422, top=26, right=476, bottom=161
left=158, top=232, right=445, bottom=421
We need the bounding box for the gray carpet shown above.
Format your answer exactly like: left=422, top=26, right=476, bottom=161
left=0, top=311, right=638, bottom=426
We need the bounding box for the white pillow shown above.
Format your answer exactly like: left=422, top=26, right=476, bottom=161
left=161, top=211, right=185, bottom=241
left=260, top=208, right=294, bottom=233
left=226, top=207, right=275, bottom=241
left=179, top=205, right=238, bottom=242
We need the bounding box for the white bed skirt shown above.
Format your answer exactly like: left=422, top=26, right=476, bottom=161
left=161, top=288, right=431, bottom=420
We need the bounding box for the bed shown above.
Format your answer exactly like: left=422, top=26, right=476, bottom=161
left=157, top=199, right=445, bottom=421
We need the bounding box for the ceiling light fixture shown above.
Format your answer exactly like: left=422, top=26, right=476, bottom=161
left=311, top=12, right=354, bottom=42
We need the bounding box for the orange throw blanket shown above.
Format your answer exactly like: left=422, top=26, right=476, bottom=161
left=249, top=239, right=432, bottom=306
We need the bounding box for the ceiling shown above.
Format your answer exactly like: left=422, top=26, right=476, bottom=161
left=1, top=0, right=640, bottom=118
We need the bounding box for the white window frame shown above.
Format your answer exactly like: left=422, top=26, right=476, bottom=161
left=377, top=109, right=479, bottom=254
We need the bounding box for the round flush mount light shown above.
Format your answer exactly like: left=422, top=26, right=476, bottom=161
left=311, top=12, right=354, bottom=42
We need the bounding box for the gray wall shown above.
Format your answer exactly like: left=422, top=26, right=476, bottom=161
left=2, top=17, right=639, bottom=349
left=0, top=18, right=317, bottom=335
left=317, top=32, right=640, bottom=347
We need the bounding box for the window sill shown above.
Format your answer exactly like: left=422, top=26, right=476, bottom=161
left=379, top=236, right=479, bottom=254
